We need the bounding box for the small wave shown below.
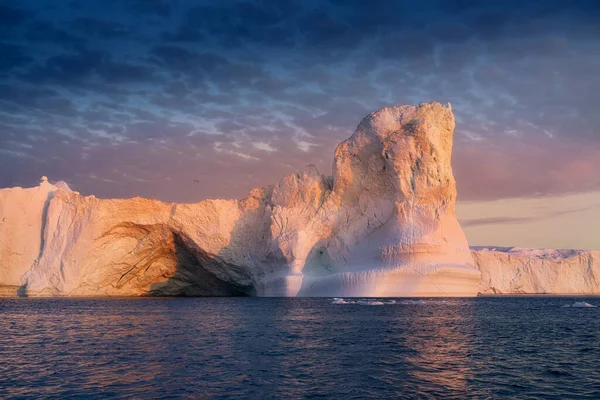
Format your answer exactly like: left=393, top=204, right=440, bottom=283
left=546, top=368, right=574, bottom=377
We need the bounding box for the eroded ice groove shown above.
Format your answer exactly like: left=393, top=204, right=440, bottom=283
left=0, top=177, right=72, bottom=289
left=2, top=103, right=480, bottom=297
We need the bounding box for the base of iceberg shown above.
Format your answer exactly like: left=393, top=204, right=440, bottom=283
left=295, top=266, right=481, bottom=297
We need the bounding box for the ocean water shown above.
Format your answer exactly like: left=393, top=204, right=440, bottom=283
left=0, top=297, right=599, bottom=399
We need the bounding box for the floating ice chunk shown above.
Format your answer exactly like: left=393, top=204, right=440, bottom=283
left=572, top=302, right=596, bottom=308
left=562, top=302, right=596, bottom=308
left=332, top=298, right=389, bottom=305
left=400, top=300, right=427, bottom=305
left=331, top=298, right=355, bottom=304
left=357, top=300, right=384, bottom=305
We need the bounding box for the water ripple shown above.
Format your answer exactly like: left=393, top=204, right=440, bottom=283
left=0, top=297, right=599, bottom=399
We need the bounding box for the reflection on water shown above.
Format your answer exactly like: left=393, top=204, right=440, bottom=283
left=398, top=301, right=476, bottom=396
left=0, top=297, right=599, bottom=399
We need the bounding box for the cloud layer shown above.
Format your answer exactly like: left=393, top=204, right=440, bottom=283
left=1, top=0, right=599, bottom=202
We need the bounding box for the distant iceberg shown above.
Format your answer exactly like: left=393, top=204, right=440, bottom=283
left=473, top=246, right=600, bottom=295
left=356, top=300, right=385, bottom=306
left=331, top=298, right=355, bottom=304
left=561, top=302, right=596, bottom=308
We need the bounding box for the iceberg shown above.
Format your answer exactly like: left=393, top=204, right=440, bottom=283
left=472, top=247, right=600, bottom=295
left=561, top=302, right=596, bottom=308
left=12, top=102, right=599, bottom=297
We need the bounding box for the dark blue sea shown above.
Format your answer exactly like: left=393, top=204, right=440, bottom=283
left=1, top=297, right=599, bottom=399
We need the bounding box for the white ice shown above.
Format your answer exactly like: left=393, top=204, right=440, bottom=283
left=330, top=298, right=439, bottom=305
left=331, top=298, right=355, bottom=304
left=561, top=302, right=596, bottom=308
left=356, top=300, right=385, bottom=305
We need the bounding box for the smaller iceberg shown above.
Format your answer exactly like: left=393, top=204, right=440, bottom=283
left=356, top=300, right=385, bottom=306
left=329, top=298, right=436, bottom=306
left=331, top=298, right=386, bottom=305
left=400, top=300, right=427, bottom=305
left=331, top=298, right=355, bottom=304
left=561, top=302, right=597, bottom=308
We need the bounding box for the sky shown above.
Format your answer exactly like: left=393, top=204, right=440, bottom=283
left=0, top=0, right=599, bottom=249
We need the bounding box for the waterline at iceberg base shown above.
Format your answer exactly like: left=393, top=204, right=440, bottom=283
left=0, top=103, right=597, bottom=297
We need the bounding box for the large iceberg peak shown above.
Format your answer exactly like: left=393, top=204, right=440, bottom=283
left=53, top=181, right=72, bottom=192
left=38, top=176, right=73, bottom=192
left=1, top=102, right=481, bottom=297
left=332, top=102, right=457, bottom=205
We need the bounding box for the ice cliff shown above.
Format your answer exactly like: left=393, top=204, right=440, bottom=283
left=5, top=104, right=597, bottom=297
left=472, top=247, right=600, bottom=294
left=0, top=103, right=485, bottom=297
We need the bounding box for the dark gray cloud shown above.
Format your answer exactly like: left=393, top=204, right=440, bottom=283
left=0, top=0, right=599, bottom=202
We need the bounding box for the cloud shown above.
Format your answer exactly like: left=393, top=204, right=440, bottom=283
left=454, top=136, right=600, bottom=201
left=461, top=216, right=539, bottom=227
left=23, top=21, right=81, bottom=44
left=151, top=46, right=227, bottom=74
left=70, top=18, right=132, bottom=38
left=130, top=0, right=173, bottom=16
left=0, top=43, right=33, bottom=72
left=461, top=203, right=600, bottom=227
left=0, top=0, right=599, bottom=204
left=0, top=5, right=34, bottom=30
left=21, top=48, right=156, bottom=85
